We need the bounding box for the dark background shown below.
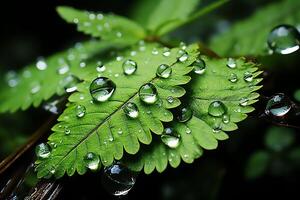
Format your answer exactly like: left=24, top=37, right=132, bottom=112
left=0, top=0, right=299, bottom=199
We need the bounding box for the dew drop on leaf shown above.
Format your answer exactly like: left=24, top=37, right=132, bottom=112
left=239, top=97, right=249, bottom=106
left=244, top=71, right=253, bottom=82
left=222, top=114, right=230, bottom=124
left=90, top=77, right=116, bottom=102
left=122, top=59, right=137, bottom=75
left=35, top=143, right=51, bottom=159
left=167, top=96, right=174, bottom=104
left=102, top=163, right=138, bottom=196
left=267, top=24, right=300, bottom=54
left=60, top=75, right=80, bottom=93
left=96, top=62, right=106, bottom=72
left=76, top=105, right=86, bottom=118
left=162, top=48, right=171, bottom=57
left=156, top=64, right=172, bottom=78
left=64, top=126, right=71, bottom=135
left=226, top=58, right=236, bottom=69
left=177, top=50, right=189, bottom=62
left=265, top=93, right=292, bottom=117
left=84, top=152, right=100, bottom=171
left=152, top=48, right=159, bottom=55
left=57, top=64, right=69, bottom=75
left=176, top=107, right=193, bottom=122
left=208, top=101, right=226, bottom=117
left=161, top=127, right=180, bottom=148
left=192, top=59, right=206, bottom=75
left=123, top=102, right=139, bottom=119
left=36, top=57, right=47, bottom=70
left=186, top=127, right=192, bottom=134
left=138, top=83, right=158, bottom=104
left=79, top=61, right=86, bottom=68
left=30, top=82, right=41, bottom=94
left=229, top=73, right=238, bottom=83
left=5, top=71, right=19, bottom=87
left=179, top=42, right=187, bottom=50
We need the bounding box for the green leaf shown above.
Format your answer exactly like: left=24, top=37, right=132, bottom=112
left=245, top=150, right=270, bottom=180
left=0, top=40, right=121, bottom=113
left=57, top=6, right=146, bottom=44
left=209, top=0, right=300, bottom=56
left=294, top=89, right=300, bottom=102
left=35, top=43, right=200, bottom=178
left=131, top=0, right=200, bottom=33
left=125, top=57, right=263, bottom=174
left=264, top=126, right=295, bottom=152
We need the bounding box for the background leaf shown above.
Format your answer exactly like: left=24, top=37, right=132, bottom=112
left=245, top=150, right=270, bottom=180
left=264, top=126, right=295, bottom=152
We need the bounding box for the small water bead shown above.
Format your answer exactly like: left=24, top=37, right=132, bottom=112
left=156, top=64, right=172, bottom=78
left=192, top=59, right=206, bottom=75
left=36, top=58, right=47, bottom=70
left=6, top=71, right=19, bottom=87
left=118, top=128, right=123, bottom=135
left=116, top=31, right=122, bottom=38
left=76, top=105, right=86, bottom=118
left=138, top=83, right=158, bottom=104
left=122, top=59, right=137, bottom=75
left=102, top=163, right=138, bottom=196
left=31, top=83, right=41, bottom=94
left=130, top=51, right=137, bottom=56
left=116, top=56, right=123, bottom=61
left=49, top=167, right=56, bottom=174
left=22, top=70, right=32, bottom=78
left=64, top=127, right=71, bottom=135
left=35, top=143, right=51, bottom=159
left=177, top=107, right=193, bottom=122
left=179, top=42, right=187, bottom=50
left=73, top=18, right=79, bottom=24
left=89, top=13, right=96, bottom=20
left=96, top=64, right=106, bottom=73
left=162, top=48, right=171, bottom=57
left=208, top=101, right=226, bottom=117
left=226, top=58, right=236, bottom=69
left=265, top=93, right=292, bottom=117
left=177, top=50, right=189, bottom=62
left=152, top=48, right=159, bottom=55
left=97, top=13, right=104, bottom=20
left=123, top=102, right=139, bottom=119
left=185, top=127, right=192, bottom=134
left=161, top=127, right=180, bottom=148
left=79, top=62, right=86, bottom=68
left=57, top=65, right=69, bottom=75
left=62, top=75, right=79, bottom=93
left=267, top=24, right=300, bottom=54
left=146, top=110, right=152, bottom=114
left=212, top=124, right=222, bottom=133
left=90, top=77, right=116, bottom=102
left=167, top=96, right=174, bottom=104
left=84, top=152, right=100, bottom=171
left=49, top=142, right=57, bottom=149
left=244, top=71, right=253, bottom=82
left=222, top=114, right=230, bottom=124
left=229, top=73, right=238, bottom=83
left=239, top=97, right=249, bottom=106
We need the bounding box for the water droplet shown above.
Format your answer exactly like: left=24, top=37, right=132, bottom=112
left=36, top=57, right=47, bottom=70
left=61, top=75, right=79, bottom=93
left=226, top=58, right=236, bottom=68
left=138, top=83, right=158, bottom=104
left=123, top=102, right=139, bottom=119
left=267, top=24, right=300, bottom=54
left=79, top=62, right=86, bottom=68
left=239, top=97, right=249, bottom=106
left=90, top=77, right=116, bottom=102
left=192, top=59, right=206, bottom=75
left=167, top=96, right=174, bottom=104
left=35, top=143, right=51, bottom=159
left=102, top=163, right=138, bottom=196
left=156, top=64, right=172, bottom=78
left=185, top=127, right=192, bottom=134
left=64, top=126, right=71, bottom=135
left=122, top=59, right=137, bottom=75
left=179, top=42, right=187, bottom=50
left=5, top=71, right=19, bottom=87
left=76, top=105, right=86, bottom=118
left=49, top=166, right=56, bottom=174
left=222, top=115, right=230, bottom=124
left=57, top=65, right=69, bottom=75
left=265, top=93, right=292, bottom=117
left=116, top=56, right=123, bottom=61
left=212, top=123, right=222, bottom=133
left=116, top=31, right=122, bottom=38
left=208, top=101, right=226, bottom=117
left=43, top=100, right=60, bottom=114
left=89, top=13, right=96, bottom=20
left=229, top=73, right=238, bottom=83
left=22, top=70, right=32, bottom=78
left=130, top=51, right=137, bottom=56
left=97, top=13, right=104, bottom=20
left=177, top=50, right=188, bottom=62
left=152, top=48, right=159, bottom=55
left=118, top=128, right=123, bottom=135
left=161, top=127, right=180, bottom=148
left=162, top=48, right=171, bottom=57
left=49, top=142, right=57, bottom=149
left=176, top=107, right=193, bottom=122
left=84, top=152, right=100, bottom=171
left=244, top=72, right=253, bottom=82
left=31, top=83, right=41, bottom=94
left=96, top=62, right=106, bottom=72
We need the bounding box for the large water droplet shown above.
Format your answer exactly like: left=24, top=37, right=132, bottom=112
left=122, top=59, right=137, bottom=75
left=84, top=152, right=100, bottom=171
left=76, top=105, right=86, bottom=118
left=161, top=127, right=180, bottom=148
left=229, top=73, right=238, bottom=83
left=156, top=64, right=172, bottom=78
left=177, top=50, right=188, bottom=62
left=123, top=102, right=139, bottom=118
left=267, top=24, right=300, bottom=54
left=192, top=59, right=206, bottom=75
left=138, top=83, right=158, bottom=104
left=102, top=163, right=137, bottom=196
left=226, top=58, right=236, bottom=69
left=35, top=143, right=51, bottom=159
left=208, top=101, right=226, bottom=117
left=244, top=72, right=253, bottom=82
left=265, top=93, right=292, bottom=117
left=90, top=77, right=116, bottom=102
left=177, top=106, right=193, bottom=122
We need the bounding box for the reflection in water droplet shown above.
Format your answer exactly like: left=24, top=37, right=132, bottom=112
left=122, top=59, right=137, bottom=75
left=265, top=93, right=292, bottom=117
left=177, top=107, right=193, bottom=122
left=177, top=50, right=189, bottom=62
left=76, top=105, right=86, bottom=118
left=244, top=72, right=253, bottom=82
left=208, top=101, right=226, bottom=117
left=123, top=102, right=139, bottom=118
left=35, top=143, right=51, bottom=159
left=161, top=127, right=180, bottom=148
left=267, top=24, right=300, bottom=54
left=84, top=152, right=100, bottom=171
left=156, top=64, right=172, bottom=78
left=90, top=77, right=116, bottom=102
left=138, top=83, right=158, bottom=104
left=227, top=58, right=236, bottom=69
left=102, top=163, right=138, bottom=196
left=192, top=59, right=206, bottom=75
left=229, top=73, right=238, bottom=83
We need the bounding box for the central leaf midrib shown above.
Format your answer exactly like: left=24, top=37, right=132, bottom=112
left=52, top=59, right=180, bottom=170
